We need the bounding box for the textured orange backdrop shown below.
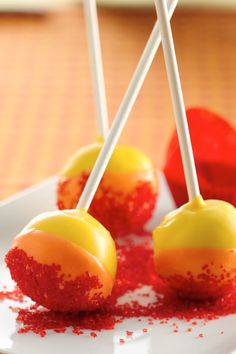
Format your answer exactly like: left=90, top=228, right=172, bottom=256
left=0, top=6, right=235, bottom=200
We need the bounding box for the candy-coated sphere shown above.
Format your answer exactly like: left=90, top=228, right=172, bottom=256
left=57, top=143, right=158, bottom=237
left=6, top=210, right=117, bottom=312
left=153, top=196, right=236, bottom=299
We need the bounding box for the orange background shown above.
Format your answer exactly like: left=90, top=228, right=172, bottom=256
left=0, top=6, right=235, bottom=200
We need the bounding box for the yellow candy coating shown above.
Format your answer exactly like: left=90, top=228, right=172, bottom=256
left=60, top=143, right=154, bottom=178
left=153, top=196, right=236, bottom=252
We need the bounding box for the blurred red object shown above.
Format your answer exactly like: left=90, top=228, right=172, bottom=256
left=164, top=108, right=236, bottom=206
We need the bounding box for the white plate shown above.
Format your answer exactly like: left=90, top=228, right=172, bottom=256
left=0, top=174, right=236, bottom=354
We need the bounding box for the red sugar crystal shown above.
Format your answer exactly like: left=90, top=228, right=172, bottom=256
left=72, top=329, right=84, bottom=335
left=58, top=174, right=157, bottom=237
left=171, top=323, right=178, bottom=329
left=126, top=330, right=133, bottom=337
left=4, top=239, right=236, bottom=337
left=90, top=332, right=97, bottom=338
left=119, top=338, right=125, bottom=344
left=198, top=333, right=204, bottom=338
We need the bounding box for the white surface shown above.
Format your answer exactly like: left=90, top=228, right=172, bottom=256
left=77, top=0, right=177, bottom=211
left=0, top=174, right=235, bottom=354
left=84, top=0, right=109, bottom=139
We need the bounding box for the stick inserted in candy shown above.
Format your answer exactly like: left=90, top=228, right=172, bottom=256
left=84, top=0, right=109, bottom=139
left=153, top=0, right=236, bottom=300
left=5, top=0, right=178, bottom=312
left=57, top=0, right=178, bottom=237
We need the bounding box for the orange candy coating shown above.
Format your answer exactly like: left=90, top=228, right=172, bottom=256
left=155, top=248, right=236, bottom=299
left=6, top=210, right=117, bottom=312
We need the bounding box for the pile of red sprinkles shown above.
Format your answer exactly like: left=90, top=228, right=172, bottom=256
left=2, top=238, right=236, bottom=338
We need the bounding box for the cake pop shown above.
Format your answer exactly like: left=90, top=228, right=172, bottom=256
left=6, top=210, right=116, bottom=312
left=57, top=0, right=159, bottom=237
left=6, top=0, right=178, bottom=312
left=153, top=196, right=236, bottom=299
left=57, top=143, right=158, bottom=237
left=153, top=0, right=236, bottom=300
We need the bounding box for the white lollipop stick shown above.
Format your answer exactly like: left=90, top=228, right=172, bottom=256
left=154, top=0, right=200, bottom=201
left=77, top=0, right=178, bottom=211
left=84, top=0, right=109, bottom=139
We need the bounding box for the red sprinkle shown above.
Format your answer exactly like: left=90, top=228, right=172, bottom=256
left=90, top=332, right=97, bottom=338
left=119, top=338, right=125, bottom=344
left=143, top=328, right=148, bottom=333
left=72, top=329, right=84, bottom=335
left=126, top=330, right=133, bottom=337
left=198, top=333, right=204, bottom=338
